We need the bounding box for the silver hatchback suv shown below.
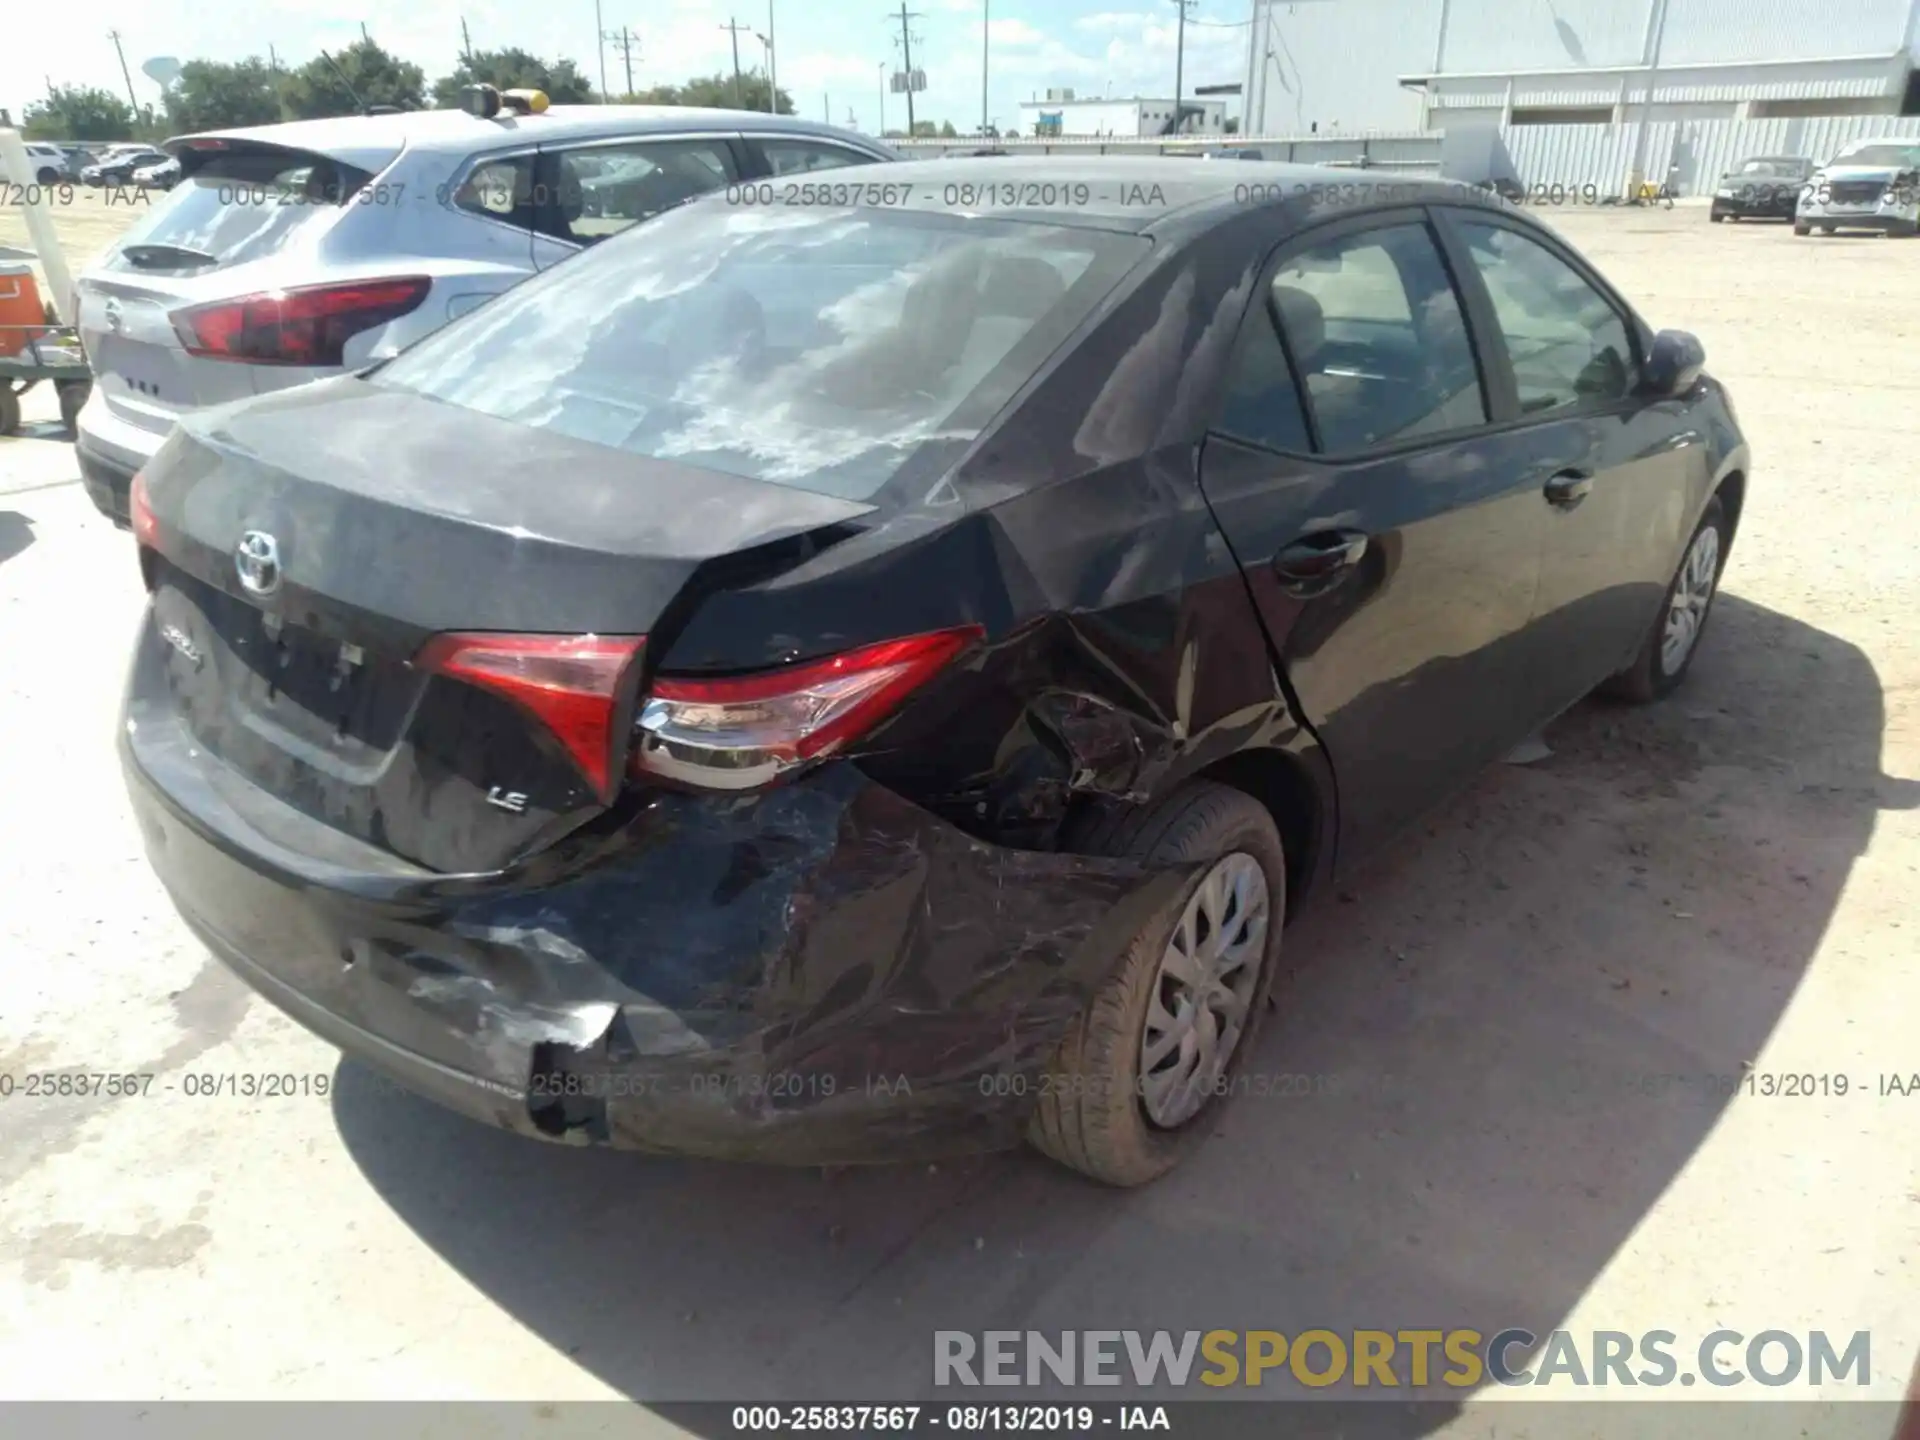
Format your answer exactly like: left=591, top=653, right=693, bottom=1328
left=74, top=105, right=897, bottom=525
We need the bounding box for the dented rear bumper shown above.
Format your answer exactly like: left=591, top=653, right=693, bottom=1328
left=123, top=691, right=1194, bottom=1164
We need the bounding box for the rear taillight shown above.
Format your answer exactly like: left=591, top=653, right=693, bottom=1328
left=129, top=470, right=158, bottom=548
left=171, top=277, right=431, bottom=367
left=632, top=626, right=982, bottom=792
left=414, top=632, right=645, bottom=799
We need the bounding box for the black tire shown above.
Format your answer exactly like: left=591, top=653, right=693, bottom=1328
left=1793, top=221, right=1811, bottom=236
left=36, top=167, right=61, bottom=185
left=57, top=380, right=88, bottom=434
left=0, top=386, right=20, bottom=438
left=1711, top=211, right=1725, bottom=223
left=1598, top=496, right=1730, bottom=705
left=1028, top=782, right=1287, bottom=1187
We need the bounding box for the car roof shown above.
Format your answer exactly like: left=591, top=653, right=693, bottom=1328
left=167, top=106, right=894, bottom=173
left=737, top=155, right=1479, bottom=235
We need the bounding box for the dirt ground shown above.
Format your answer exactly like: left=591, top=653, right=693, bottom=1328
left=0, top=196, right=1916, bottom=1434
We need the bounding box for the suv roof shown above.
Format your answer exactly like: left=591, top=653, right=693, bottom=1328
left=167, top=106, right=900, bottom=174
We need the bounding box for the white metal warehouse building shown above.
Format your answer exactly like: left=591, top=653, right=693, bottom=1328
left=1240, top=0, right=1920, bottom=193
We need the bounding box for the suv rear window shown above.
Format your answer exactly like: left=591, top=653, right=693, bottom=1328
left=373, top=204, right=1147, bottom=501
left=107, top=150, right=374, bottom=273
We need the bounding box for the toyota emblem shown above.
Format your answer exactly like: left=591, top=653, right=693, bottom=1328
left=234, top=531, right=283, bottom=597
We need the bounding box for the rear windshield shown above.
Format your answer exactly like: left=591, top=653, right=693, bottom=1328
left=372, top=203, right=1147, bottom=501
left=107, top=150, right=373, bottom=273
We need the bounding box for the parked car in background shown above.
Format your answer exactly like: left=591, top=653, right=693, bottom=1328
left=1711, top=154, right=1815, bottom=222
left=57, top=145, right=104, bottom=180
left=21, top=143, right=68, bottom=184
left=81, top=148, right=171, bottom=187
left=132, top=157, right=181, bottom=190
left=73, top=102, right=897, bottom=526
left=1795, top=137, right=1920, bottom=235
left=120, top=158, right=1746, bottom=1186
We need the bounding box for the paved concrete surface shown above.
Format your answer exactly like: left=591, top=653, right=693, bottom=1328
left=0, top=204, right=1917, bottom=1432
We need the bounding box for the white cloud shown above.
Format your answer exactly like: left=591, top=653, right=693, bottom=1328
left=987, top=18, right=1048, bottom=47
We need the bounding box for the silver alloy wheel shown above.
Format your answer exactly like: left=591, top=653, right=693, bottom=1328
left=1660, top=523, right=1721, bottom=676
left=1138, top=851, right=1270, bottom=1129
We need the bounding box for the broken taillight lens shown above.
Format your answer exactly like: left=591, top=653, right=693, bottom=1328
left=171, top=276, right=431, bottom=367
left=414, top=632, right=645, bottom=799
left=631, top=626, right=982, bottom=792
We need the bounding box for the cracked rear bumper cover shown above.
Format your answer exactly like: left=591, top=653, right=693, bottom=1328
left=123, top=714, right=1195, bottom=1164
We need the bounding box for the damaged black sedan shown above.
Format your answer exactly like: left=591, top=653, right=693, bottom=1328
left=121, top=159, right=1749, bottom=1186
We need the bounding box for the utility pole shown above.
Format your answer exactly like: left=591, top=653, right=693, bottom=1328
left=721, top=19, right=750, bottom=110
left=269, top=44, right=281, bottom=75
left=107, top=30, right=140, bottom=116
left=1168, top=0, right=1193, bottom=134
left=604, top=26, right=640, bottom=98
left=755, top=33, right=774, bottom=109
left=595, top=0, right=608, bottom=99
left=877, top=61, right=886, bottom=135
left=460, top=18, right=473, bottom=60
left=890, top=3, right=924, bottom=135
left=756, top=0, right=771, bottom=114
left=982, top=0, right=989, bottom=135
left=360, top=22, right=372, bottom=43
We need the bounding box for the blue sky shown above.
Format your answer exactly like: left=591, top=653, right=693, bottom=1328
left=7, top=0, right=1255, bottom=135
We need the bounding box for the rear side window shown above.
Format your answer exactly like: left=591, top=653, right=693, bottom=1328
left=108, top=151, right=374, bottom=273
left=1270, top=222, right=1487, bottom=455
left=452, top=155, right=536, bottom=228
left=374, top=204, right=1147, bottom=501
left=758, top=140, right=876, bottom=175
left=540, top=139, right=738, bottom=245
left=1215, top=302, right=1313, bottom=454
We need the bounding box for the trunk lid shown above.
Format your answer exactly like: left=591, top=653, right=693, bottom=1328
left=137, top=379, right=876, bottom=874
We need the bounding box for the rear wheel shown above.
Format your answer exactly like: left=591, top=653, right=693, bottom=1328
left=1598, top=496, right=1729, bottom=705
left=1793, top=221, right=1811, bottom=235
left=1028, top=783, right=1286, bottom=1187
left=0, top=386, right=20, bottom=438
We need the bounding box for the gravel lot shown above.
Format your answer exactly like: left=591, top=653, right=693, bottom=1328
left=1, top=198, right=1917, bottom=1433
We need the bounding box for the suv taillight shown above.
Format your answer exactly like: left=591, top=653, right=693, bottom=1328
left=632, top=626, right=982, bottom=792
left=171, top=276, right=431, bottom=366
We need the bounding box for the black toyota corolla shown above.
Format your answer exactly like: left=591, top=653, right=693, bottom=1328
left=121, top=159, right=1749, bottom=1186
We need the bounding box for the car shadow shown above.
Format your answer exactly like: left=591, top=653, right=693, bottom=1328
left=332, top=590, right=1908, bottom=1427
left=0, top=511, right=34, bottom=565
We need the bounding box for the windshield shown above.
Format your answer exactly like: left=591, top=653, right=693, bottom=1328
left=374, top=203, right=1148, bottom=501
left=1833, top=143, right=1920, bottom=168
left=1732, top=158, right=1800, bottom=177
left=108, top=150, right=372, bottom=272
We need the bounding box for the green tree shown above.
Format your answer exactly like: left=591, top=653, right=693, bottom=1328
left=909, top=120, right=939, bottom=137
left=624, top=73, right=790, bottom=114
left=281, top=39, right=426, bottom=119
left=21, top=86, right=137, bottom=141
left=938, top=120, right=957, bottom=138
left=163, top=59, right=284, bottom=133
left=433, top=49, right=595, bottom=107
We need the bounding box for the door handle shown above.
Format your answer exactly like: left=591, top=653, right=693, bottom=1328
left=1543, top=468, right=1594, bottom=508
left=1273, top=529, right=1370, bottom=595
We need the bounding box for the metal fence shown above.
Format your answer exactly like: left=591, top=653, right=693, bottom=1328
left=1499, top=113, right=1920, bottom=196
left=885, top=132, right=1444, bottom=170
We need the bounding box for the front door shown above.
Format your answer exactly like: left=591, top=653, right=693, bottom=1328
left=1198, top=211, right=1550, bottom=866
left=1435, top=209, right=1702, bottom=715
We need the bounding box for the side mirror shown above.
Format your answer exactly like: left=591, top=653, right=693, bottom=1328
left=1640, top=329, right=1705, bottom=398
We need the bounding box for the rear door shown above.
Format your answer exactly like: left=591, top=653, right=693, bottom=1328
left=740, top=134, right=888, bottom=178
left=1434, top=207, right=1699, bottom=715
left=1197, top=210, right=1550, bottom=865
left=75, top=146, right=381, bottom=444
left=529, top=134, right=744, bottom=269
